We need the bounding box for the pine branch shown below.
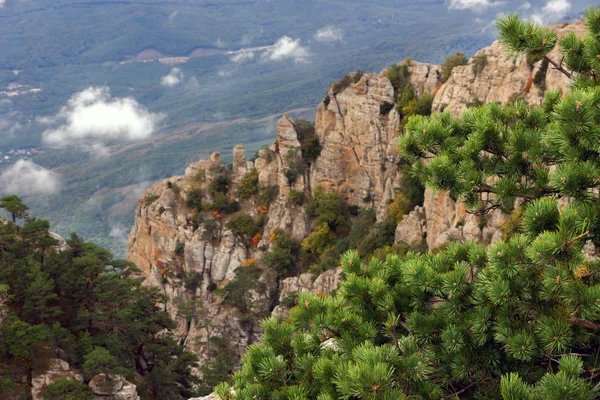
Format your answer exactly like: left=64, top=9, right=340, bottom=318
left=443, top=382, right=477, bottom=399
left=544, top=55, right=572, bottom=79
left=570, top=317, right=600, bottom=331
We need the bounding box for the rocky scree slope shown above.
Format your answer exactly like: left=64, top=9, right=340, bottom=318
left=126, top=19, right=584, bottom=386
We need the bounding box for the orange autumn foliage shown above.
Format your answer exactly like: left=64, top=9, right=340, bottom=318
left=257, top=205, right=268, bottom=215
left=251, top=233, right=263, bottom=248
left=159, top=267, right=170, bottom=276
left=269, top=229, right=277, bottom=242
left=241, top=258, right=256, bottom=267
left=213, top=211, right=223, bottom=219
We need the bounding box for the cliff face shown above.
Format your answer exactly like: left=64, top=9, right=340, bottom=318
left=433, top=20, right=586, bottom=116
left=126, top=18, right=584, bottom=383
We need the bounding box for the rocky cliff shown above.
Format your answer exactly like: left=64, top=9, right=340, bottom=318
left=126, top=19, right=585, bottom=388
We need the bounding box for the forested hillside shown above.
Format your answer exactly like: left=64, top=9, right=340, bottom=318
left=0, top=196, right=200, bottom=399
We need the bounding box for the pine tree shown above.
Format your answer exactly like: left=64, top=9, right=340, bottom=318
left=215, top=9, right=600, bottom=400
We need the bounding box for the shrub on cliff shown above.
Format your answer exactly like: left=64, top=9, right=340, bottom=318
left=440, top=51, right=468, bottom=83
left=237, top=168, right=259, bottom=200
left=307, top=189, right=350, bottom=233
left=213, top=10, right=600, bottom=399
left=226, top=213, right=264, bottom=247
left=262, top=230, right=301, bottom=277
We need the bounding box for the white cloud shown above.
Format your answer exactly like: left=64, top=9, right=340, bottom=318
left=262, top=36, right=309, bottom=63
left=0, top=160, right=61, bottom=196
left=161, top=68, right=183, bottom=87
left=520, top=2, right=532, bottom=10
left=531, top=0, right=572, bottom=25
left=314, top=26, right=344, bottom=42
left=168, top=11, right=178, bottom=21
left=215, top=38, right=226, bottom=48
left=231, top=50, right=255, bottom=63
left=40, top=86, right=163, bottom=149
left=447, top=0, right=502, bottom=12
left=0, top=0, right=5, bottom=9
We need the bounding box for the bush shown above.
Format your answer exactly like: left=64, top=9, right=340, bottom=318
left=284, top=168, right=299, bottom=186
left=44, top=378, right=95, bottom=400
left=323, top=93, right=330, bottom=107
left=471, top=54, right=488, bottom=75
left=307, top=189, right=350, bottom=232
left=220, top=267, right=266, bottom=314
left=237, top=168, right=259, bottom=200
left=175, top=243, right=185, bottom=255
left=262, top=231, right=301, bottom=277
left=295, top=120, right=321, bottom=163
left=201, top=219, right=219, bottom=240
left=386, top=63, right=411, bottom=95
left=289, top=190, right=304, bottom=206
left=352, top=70, right=364, bottom=83
left=387, top=192, right=410, bottom=223
left=185, top=188, right=204, bottom=211
left=226, top=214, right=263, bottom=246
left=144, top=194, right=159, bottom=207
left=440, top=52, right=468, bottom=83
left=301, top=223, right=335, bottom=257
left=257, top=185, right=279, bottom=207
left=331, top=74, right=353, bottom=94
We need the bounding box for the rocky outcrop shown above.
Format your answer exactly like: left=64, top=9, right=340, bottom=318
left=312, top=69, right=426, bottom=220
left=89, top=374, right=140, bottom=400
left=433, top=20, right=586, bottom=116
left=272, top=268, right=343, bottom=319
left=31, top=359, right=83, bottom=400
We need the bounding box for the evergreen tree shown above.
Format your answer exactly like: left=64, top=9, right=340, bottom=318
left=0, top=195, right=28, bottom=223
left=215, top=9, right=600, bottom=399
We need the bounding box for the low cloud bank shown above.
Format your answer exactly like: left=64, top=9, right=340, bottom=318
left=0, top=160, right=61, bottom=196
left=40, top=86, right=163, bottom=149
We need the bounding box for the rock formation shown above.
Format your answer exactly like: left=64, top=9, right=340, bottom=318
left=126, top=18, right=586, bottom=390
left=31, top=359, right=83, bottom=400
left=89, top=374, right=140, bottom=400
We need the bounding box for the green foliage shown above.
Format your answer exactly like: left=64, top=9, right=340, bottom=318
left=220, top=267, right=266, bottom=314
left=289, top=190, right=305, bottom=206
left=0, top=203, right=199, bottom=399
left=386, top=63, right=411, bottom=96
left=175, top=242, right=185, bottom=255
left=83, top=347, right=119, bottom=378
left=0, top=315, right=47, bottom=359
left=237, top=168, right=260, bottom=200
left=144, top=194, right=160, bottom=207
left=226, top=213, right=263, bottom=247
left=257, top=185, right=279, bottom=207
left=0, top=195, right=28, bottom=223
left=440, top=51, right=468, bottom=83
left=307, top=189, right=350, bottom=232
left=186, top=188, right=204, bottom=211
left=302, top=223, right=335, bottom=257
left=353, top=70, right=365, bottom=83
left=295, top=119, right=322, bottom=163
left=471, top=54, right=488, bottom=75
left=331, top=74, right=354, bottom=94
left=262, top=231, right=301, bottom=277
left=43, top=378, right=95, bottom=400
